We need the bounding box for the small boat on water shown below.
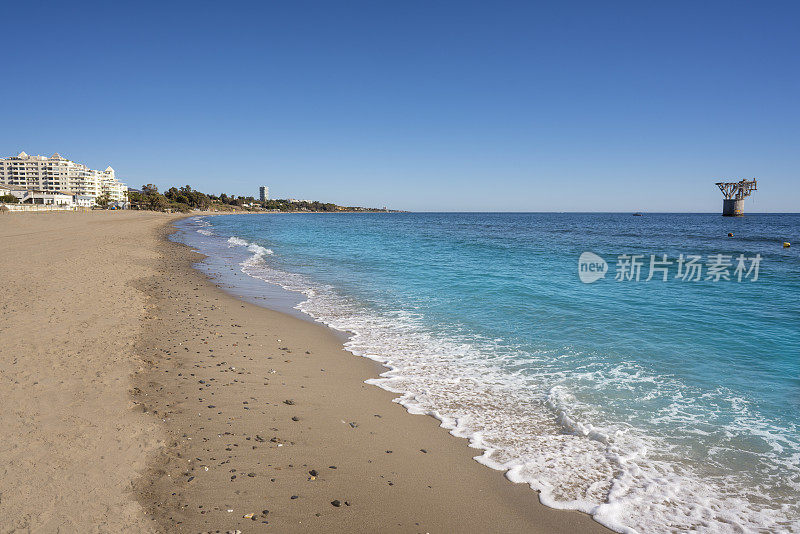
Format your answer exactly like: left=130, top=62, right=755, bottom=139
left=632, top=212, right=643, bottom=216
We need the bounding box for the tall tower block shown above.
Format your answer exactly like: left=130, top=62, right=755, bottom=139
left=715, top=179, right=757, bottom=216
left=259, top=186, right=269, bottom=202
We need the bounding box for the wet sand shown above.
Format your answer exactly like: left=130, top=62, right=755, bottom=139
left=0, top=211, right=610, bottom=533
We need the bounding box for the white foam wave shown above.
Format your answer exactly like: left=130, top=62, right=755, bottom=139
left=231, top=258, right=799, bottom=534
left=247, top=243, right=273, bottom=257
left=175, top=216, right=798, bottom=534
left=226, top=236, right=274, bottom=261
left=191, top=217, right=215, bottom=236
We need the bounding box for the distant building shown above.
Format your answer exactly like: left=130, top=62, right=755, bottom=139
left=9, top=188, right=74, bottom=206
left=259, top=186, right=269, bottom=202
left=0, top=185, right=98, bottom=209
left=73, top=195, right=94, bottom=208
left=0, top=152, right=128, bottom=204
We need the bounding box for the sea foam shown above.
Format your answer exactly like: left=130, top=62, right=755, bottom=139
left=235, top=257, right=798, bottom=533
left=227, top=236, right=274, bottom=259
left=180, top=216, right=800, bottom=534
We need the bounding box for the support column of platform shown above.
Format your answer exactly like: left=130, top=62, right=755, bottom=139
left=722, top=198, right=744, bottom=217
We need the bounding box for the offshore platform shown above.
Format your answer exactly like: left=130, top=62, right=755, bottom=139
left=715, top=179, right=757, bottom=216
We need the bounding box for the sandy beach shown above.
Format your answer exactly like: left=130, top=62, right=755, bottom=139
left=0, top=211, right=610, bottom=533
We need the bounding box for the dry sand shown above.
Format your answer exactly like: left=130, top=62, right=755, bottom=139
left=0, top=211, right=168, bottom=532
left=0, top=211, right=611, bottom=533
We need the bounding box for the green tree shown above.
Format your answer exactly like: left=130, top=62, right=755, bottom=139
left=142, top=184, right=159, bottom=196
left=127, top=191, right=144, bottom=209
left=96, top=193, right=111, bottom=208
left=148, top=194, right=170, bottom=211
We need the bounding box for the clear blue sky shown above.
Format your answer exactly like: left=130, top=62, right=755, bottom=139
left=2, top=1, right=798, bottom=211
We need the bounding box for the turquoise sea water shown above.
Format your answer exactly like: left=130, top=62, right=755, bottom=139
left=175, top=213, right=799, bottom=533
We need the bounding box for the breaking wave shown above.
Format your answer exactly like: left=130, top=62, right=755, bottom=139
left=227, top=236, right=273, bottom=259
left=233, top=252, right=798, bottom=533
left=177, top=217, right=800, bottom=534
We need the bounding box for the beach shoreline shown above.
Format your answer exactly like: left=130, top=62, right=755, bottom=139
left=1, top=211, right=609, bottom=533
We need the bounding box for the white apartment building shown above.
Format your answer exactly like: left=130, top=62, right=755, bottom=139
left=0, top=185, right=96, bottom=210
left=12, top=189, right=74, bottom=206
left=0, top=152, right=127, bottom=203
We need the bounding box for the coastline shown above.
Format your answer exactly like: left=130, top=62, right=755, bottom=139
left=139, top=216, right=612, bottom=533
left=0, top=211, right=610, bottom=533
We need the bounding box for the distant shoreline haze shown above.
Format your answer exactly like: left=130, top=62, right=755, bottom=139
left=126, top=184, right=792, bottom=215
left=126, top=184, right=397, bottom=213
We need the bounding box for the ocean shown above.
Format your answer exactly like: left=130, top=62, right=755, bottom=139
left=174, top=212, right=799, bottom=533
